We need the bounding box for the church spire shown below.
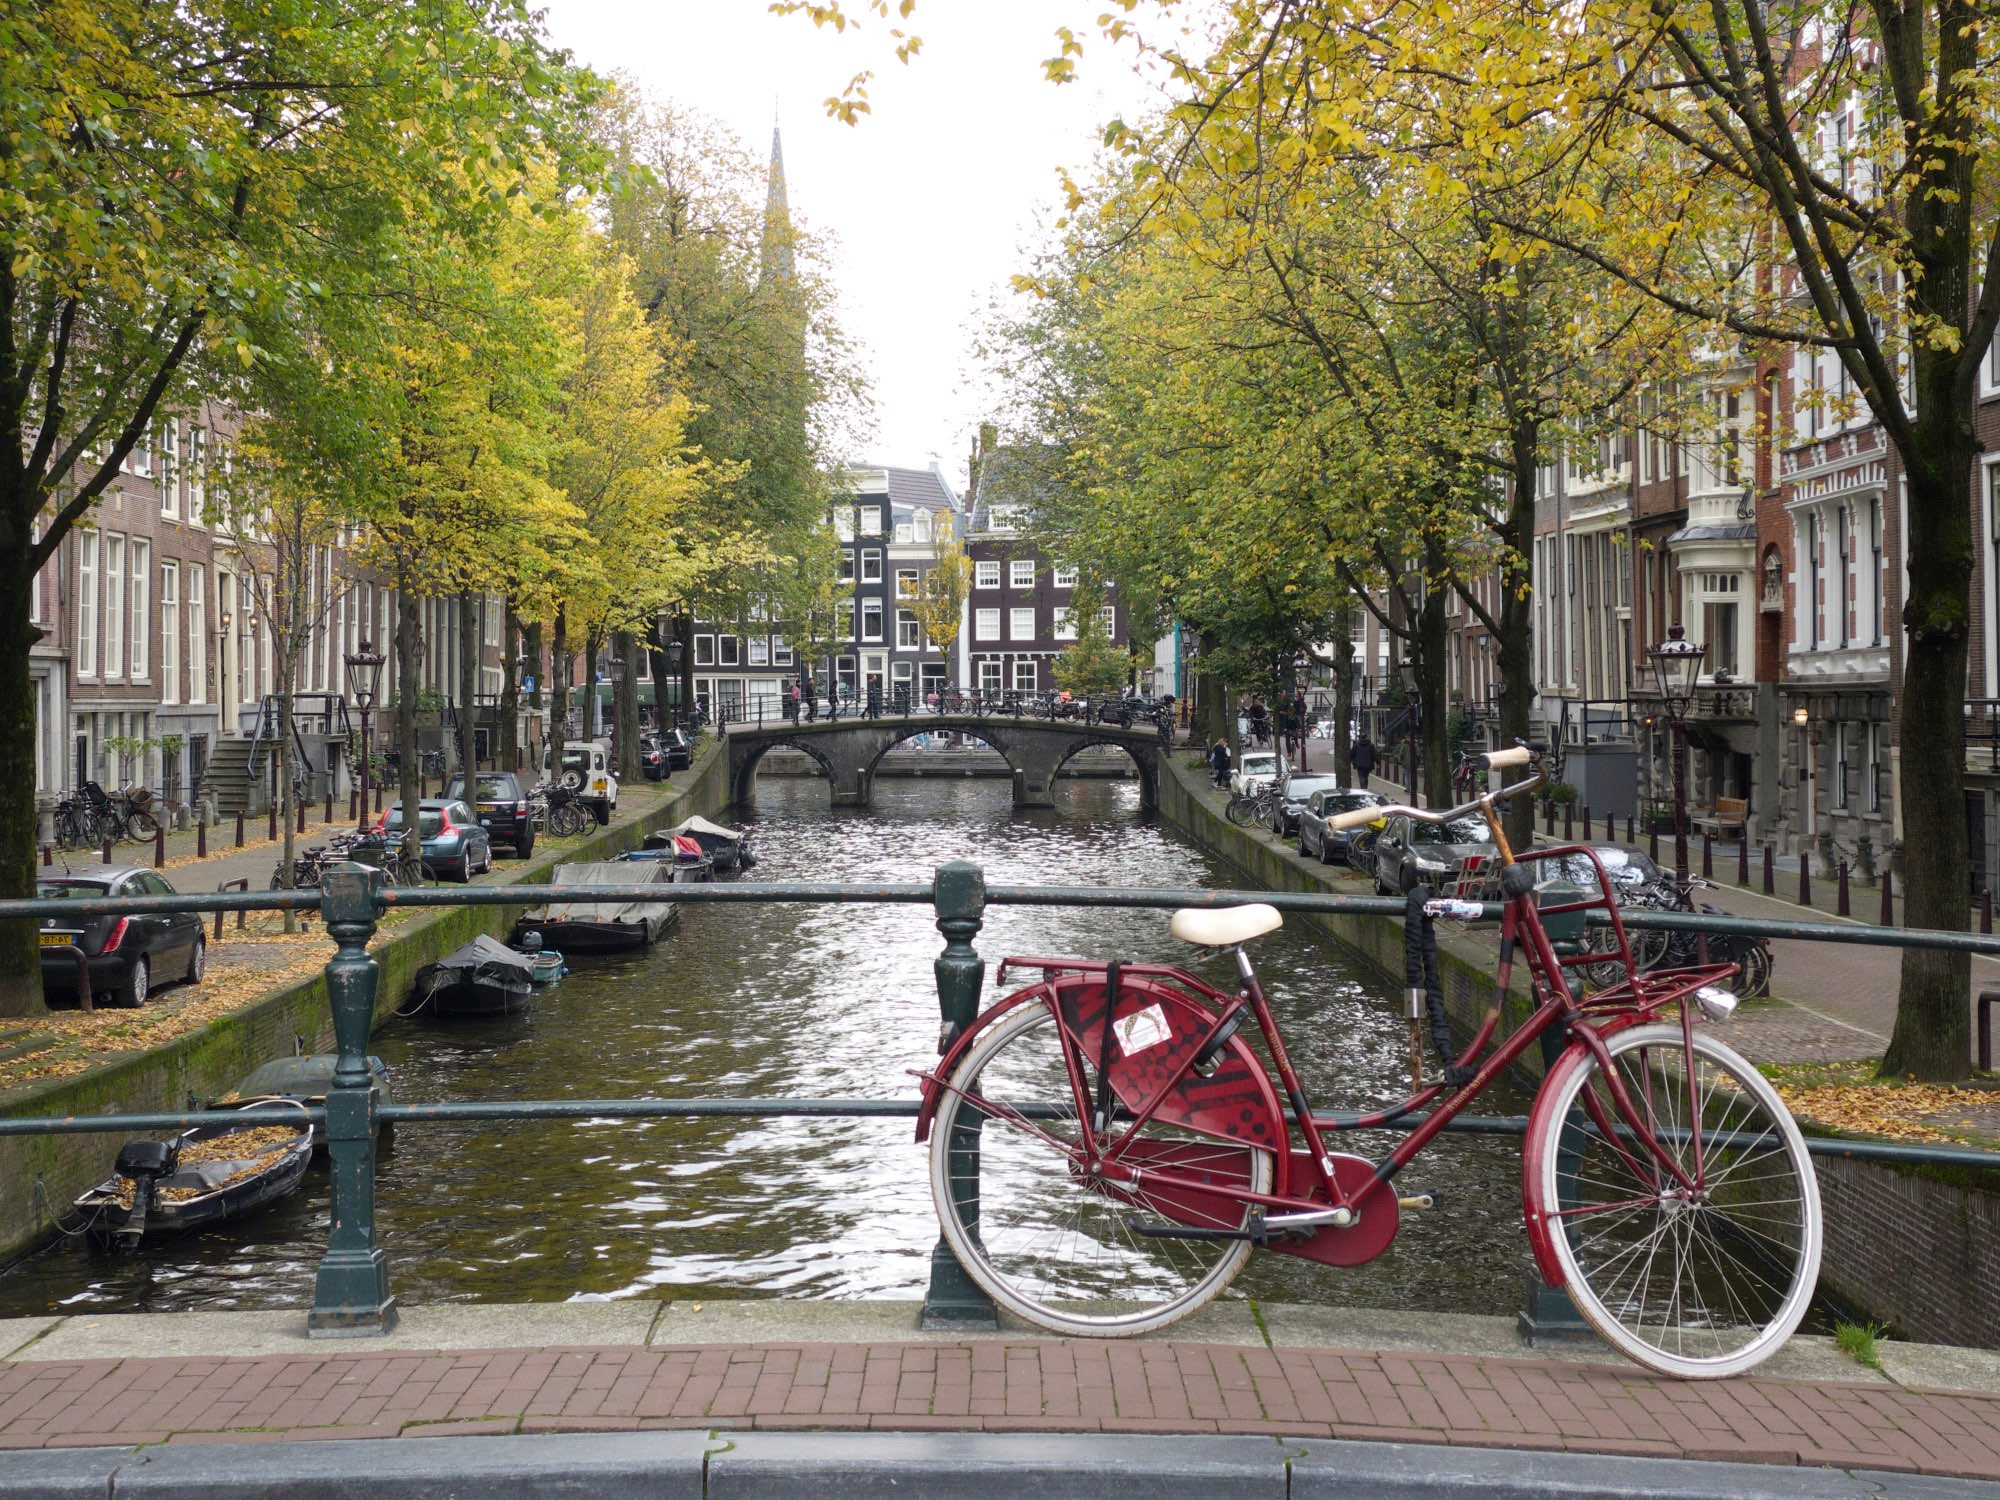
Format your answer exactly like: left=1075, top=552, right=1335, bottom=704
left=759, top=121, right=795, bottom=287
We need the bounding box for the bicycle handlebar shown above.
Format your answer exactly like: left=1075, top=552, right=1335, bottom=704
left=1325, top=748, right=1546, bottom=832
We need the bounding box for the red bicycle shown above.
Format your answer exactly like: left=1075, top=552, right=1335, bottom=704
left=917, top=746, right=1822, bottom=1379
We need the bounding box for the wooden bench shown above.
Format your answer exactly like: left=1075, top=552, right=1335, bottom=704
left=1690, top=796, right=1749, bottom=840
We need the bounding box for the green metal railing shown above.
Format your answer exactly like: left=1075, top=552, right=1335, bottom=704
left=5, top=866, right=2000, bottom=1336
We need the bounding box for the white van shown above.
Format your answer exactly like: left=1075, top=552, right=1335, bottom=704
left=556, top=739, right=619, bottom=825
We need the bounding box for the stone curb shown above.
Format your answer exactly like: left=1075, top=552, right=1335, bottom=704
left=5, top=1431, right=1995, bottom=1499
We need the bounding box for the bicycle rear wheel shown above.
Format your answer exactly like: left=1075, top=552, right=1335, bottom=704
left=929, top=999, right=1273, bottom=1337
left=549, top=802, right=588, bottom=837
left=1534, top=1023, right=1820, bottom=1378
left=1224, top=795, right=1257, bottom=826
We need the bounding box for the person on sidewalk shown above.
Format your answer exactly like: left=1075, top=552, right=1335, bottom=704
left=1209, top=739, right=1232, bottom=788
left=1351, top=732, right=1378, bottom=789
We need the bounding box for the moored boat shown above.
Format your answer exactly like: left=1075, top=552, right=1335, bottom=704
left=74, top=1102, right=315, bottom=1247
left=613, top=842, right=713, bottom=882
left=513, top=861, right=678, bottom=954
left=645, top=815, right=755, bottom=873
left=217, top=1053, right=393, bottom=1155
left=408, top=934, right=537, bottom=1017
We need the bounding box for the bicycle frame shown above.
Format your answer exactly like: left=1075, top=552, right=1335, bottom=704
left=917, top=760, right=1744, bottom=1274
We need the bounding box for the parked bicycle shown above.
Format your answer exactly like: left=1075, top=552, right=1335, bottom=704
left=1224, top=784, right=1282, bottom=828
left=53, top=794, right=100, bottom=850
left=919, top=745, right=1820, bottom=1378
left=527, top=781, right=590, bottom=838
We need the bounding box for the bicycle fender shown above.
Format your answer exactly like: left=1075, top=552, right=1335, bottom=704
left=1520, top=1016, right=1651, bottom=1288
left=912, top=985, right=1048, bottom=1143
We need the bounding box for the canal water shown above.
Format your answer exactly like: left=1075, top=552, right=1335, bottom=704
left=0, top=775, right=1531, bottom=1318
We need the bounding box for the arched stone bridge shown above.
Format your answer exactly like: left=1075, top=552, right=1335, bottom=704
left=723, top=714, right=1167, bottom=810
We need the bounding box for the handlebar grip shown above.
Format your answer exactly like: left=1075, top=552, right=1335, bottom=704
left=1327, top=807, right=1383, bottom=832
left=1481, top=746, right=1532, bottom=769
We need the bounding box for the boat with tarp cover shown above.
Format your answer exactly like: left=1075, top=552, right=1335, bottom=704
left=512, top=860, right=678, bottom=954
left=408, top=933, right=537, bottom=1017
left=644, top=814, right=755, bottom=873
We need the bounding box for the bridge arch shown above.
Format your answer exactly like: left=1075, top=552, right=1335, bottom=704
left=722, top=714, right=1165, bottom=812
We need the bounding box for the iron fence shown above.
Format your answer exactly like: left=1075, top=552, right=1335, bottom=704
left=3, top=871, right=2000, bottom=1337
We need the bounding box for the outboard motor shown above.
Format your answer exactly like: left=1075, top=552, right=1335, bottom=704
left=112, top=1139, right=178, bottom=1246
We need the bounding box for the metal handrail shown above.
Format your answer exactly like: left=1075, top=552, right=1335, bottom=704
left=8, top=865, right=2000, bottom=1337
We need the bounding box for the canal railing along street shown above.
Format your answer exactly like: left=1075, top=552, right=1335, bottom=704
left=3, top=865, right=2000, bottom=1341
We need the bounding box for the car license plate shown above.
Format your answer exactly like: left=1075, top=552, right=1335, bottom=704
left=40, top=931, right=79, bottom=949
left=477, top=804, right=497, bottom=814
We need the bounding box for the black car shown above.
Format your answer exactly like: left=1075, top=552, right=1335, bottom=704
left=637, top=738, right=668, bottom=781
left=1268, top=772, right=1347, bottom=838
left=442, top=773, right=535, bottom=858
left=656, top=729, right=693, bottom=771
left=1370, top=812, right=1497, bottom=896
left=38, top=867, right=206, bottom=1008
left=1296, top=787, right=1389, bottom=864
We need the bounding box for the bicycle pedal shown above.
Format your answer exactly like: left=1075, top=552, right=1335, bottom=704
left=1396, top=1191, right=1439, bottom=1211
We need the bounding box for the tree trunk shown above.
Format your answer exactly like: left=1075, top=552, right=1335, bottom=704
left=456, top=592, right=479, bottom=778
left=498, top=599, right=520, bottom=772
left=548, top=606, right=569, bottom=784
left=1880, top=415, right=1977, bottom=1081
left=1416, top=554, right=1451, bottom=807
left=1498, top=420, right=1541, bottom=851
left=613, top=628, right=640, bottom=782
left=1332, top=608, right=1354, bottom=784
left=395, top=582, right=423, bottom=871
left=0, top=568, right=48, bottom=1018
left=276, top=669, right=298, bottom=935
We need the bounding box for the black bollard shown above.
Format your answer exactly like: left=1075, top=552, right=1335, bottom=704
left=154, top=824, right=166, bottom=869
left=1737, top=836, right=1749, bottom=887
left=1799, top=850, right=1812, bottom=908
left=235, top=810, right=246, bottom=848
left=1702, top=833, right=1713, bottom=880
left=1837, top=860, right=1850, bottom=917
left=1763, top=843, right=1775, bottom=895
left=101, top=838, right=113, bottom=865
left=1563, top=803, right=1573, bottom=840
left=197, top=818, right=207, bottom=859
left=268, top=805, right=278, bottom=842
left=1882, top=869, right=1894, bottom=927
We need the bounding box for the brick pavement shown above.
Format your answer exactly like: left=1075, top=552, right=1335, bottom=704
left=2, top=1337, right=1998, bottom=1478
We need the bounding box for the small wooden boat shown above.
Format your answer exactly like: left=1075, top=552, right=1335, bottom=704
left=218, top=1053, right=393, bottom=1155
left=513, top=860, right=678, bottom=954
left=645, top=815, right=755, bottom=873
left=409, top=934, right=537, bottom=1017
left=75, top=1102, right=314, bottom=1247
left=522, top=949, right=566, bottom=984
left=614, top=844, right=714, bottom=882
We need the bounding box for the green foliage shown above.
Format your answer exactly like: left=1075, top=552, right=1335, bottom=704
left=1051, top=593, right=1129, bottom=698
left=1834, top=1321, right=1889, bottom=1371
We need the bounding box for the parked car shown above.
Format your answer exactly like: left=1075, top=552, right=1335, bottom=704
left=1370, top=812, right=1496, bottom=896
left=637, top=737, right=668, bottom=781
left=376, top=799, right=493, bottom=882
left=1268, top=772, right=1347, bottom=837
left=1297, top=787, right=1389, bottom=865
left=442, top=772, right=535, bottom=859
left=1230, top=750, right=1281, bottom=798
left=37, top=867, right=205, bottom=1008
left=552, top=739, right=619, bottom=826
left=656, top=728, right=693, bottom=771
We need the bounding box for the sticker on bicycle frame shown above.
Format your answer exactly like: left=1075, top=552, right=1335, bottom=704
left=1114, top=1003, right=1172, bottom=1057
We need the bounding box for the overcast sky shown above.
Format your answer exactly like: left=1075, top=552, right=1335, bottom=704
left=539, top=0, right=1165, bottom=487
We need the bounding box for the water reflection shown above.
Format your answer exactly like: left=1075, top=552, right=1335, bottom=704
left=0, top=774, right=1528, bottom=1316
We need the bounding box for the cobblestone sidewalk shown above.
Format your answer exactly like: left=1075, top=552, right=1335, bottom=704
left=3, top=1338, right=1999, bottom=1479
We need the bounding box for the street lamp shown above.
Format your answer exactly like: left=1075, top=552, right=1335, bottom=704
left=1646, top=623, right=1708, bottom=881
left=344, top=639, right=385, bottom=829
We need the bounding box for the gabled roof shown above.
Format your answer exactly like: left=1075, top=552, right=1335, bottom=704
left=966, top=444, right=1061, bottom=534
left=839, top=463, right=958, bottom=512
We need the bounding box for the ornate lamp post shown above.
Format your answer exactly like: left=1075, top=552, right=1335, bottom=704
left=344, top=640, right=384, bottom=830
left=1646, top=623, right=1707, bottom=881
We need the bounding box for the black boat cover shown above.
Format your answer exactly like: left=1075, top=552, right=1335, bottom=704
left=432, top=933, right=538, bottom=982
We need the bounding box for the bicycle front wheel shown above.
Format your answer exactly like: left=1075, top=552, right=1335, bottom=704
left=929, top=1000, right=1273, bottom=1338
left=1224, top=795, right=1256, bottom=826
left=550, top=803, right=588, bottom=838
left=1535, top=1023, right=1820, bottom=1379
left=127, top=811, right=160, bottom=840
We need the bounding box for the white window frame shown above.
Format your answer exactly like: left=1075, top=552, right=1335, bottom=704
left=103, top=532, right=125, bottom=679
left=978, top=658, right=1003, bottom=693
left=861, top=550, right=883, bottom=583
left=186, top=564, right=206, bottom=703
left=897, top=609, right=921, bottom=647
left=974, top=561, right=1000, bottom=590
left=859, top=506, right=883, bottom=536
left=129, top=539, right=150, bottom=681
left=1012, top=658, right=1039, bottom=692
left=747, top=637, right=769, bottom=666
left=861, top=598, right=884, bottom=641
left=159, top=423, right=179, bottom=517
left=1010, top=606, right=1036, bottom=641
left=718, top=634, right=739, bottom=666
left=694, top=634, right=716, bottom=666
left=1099, top=605, right=1116, bottom=633
left=1053, top=607, right=1076, bottom=641
left=187, top=426, right=207, bottom=520
left=1052, top=565, right=1078, bottom=589
left=773, top=641, right=794, bottom=666
left=974, top=608, right=1001, bottom=642
left=1009, top=559, right=1034, bottom=589
left=160, top=562, right=180, bottom=704
left=896, top=568, right=919, bottom=600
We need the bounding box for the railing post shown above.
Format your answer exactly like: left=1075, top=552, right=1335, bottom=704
left=923, top=860, right=998, bottom=1330
left=310, top=864, right=397, bottom=1337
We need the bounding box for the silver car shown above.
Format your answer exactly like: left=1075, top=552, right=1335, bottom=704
left=1371, top=812, right=1496, bottom=896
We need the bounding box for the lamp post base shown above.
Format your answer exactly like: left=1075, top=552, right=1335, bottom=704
left=308, top=1250, right=398, bottom=1338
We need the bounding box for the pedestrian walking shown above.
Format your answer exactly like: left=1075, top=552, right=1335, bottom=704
left=787, top=681, right=802, bottom=723
left=1209, top=739, right=1232, bottom=789
left=1351, top=731, right=1378, bottom=789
